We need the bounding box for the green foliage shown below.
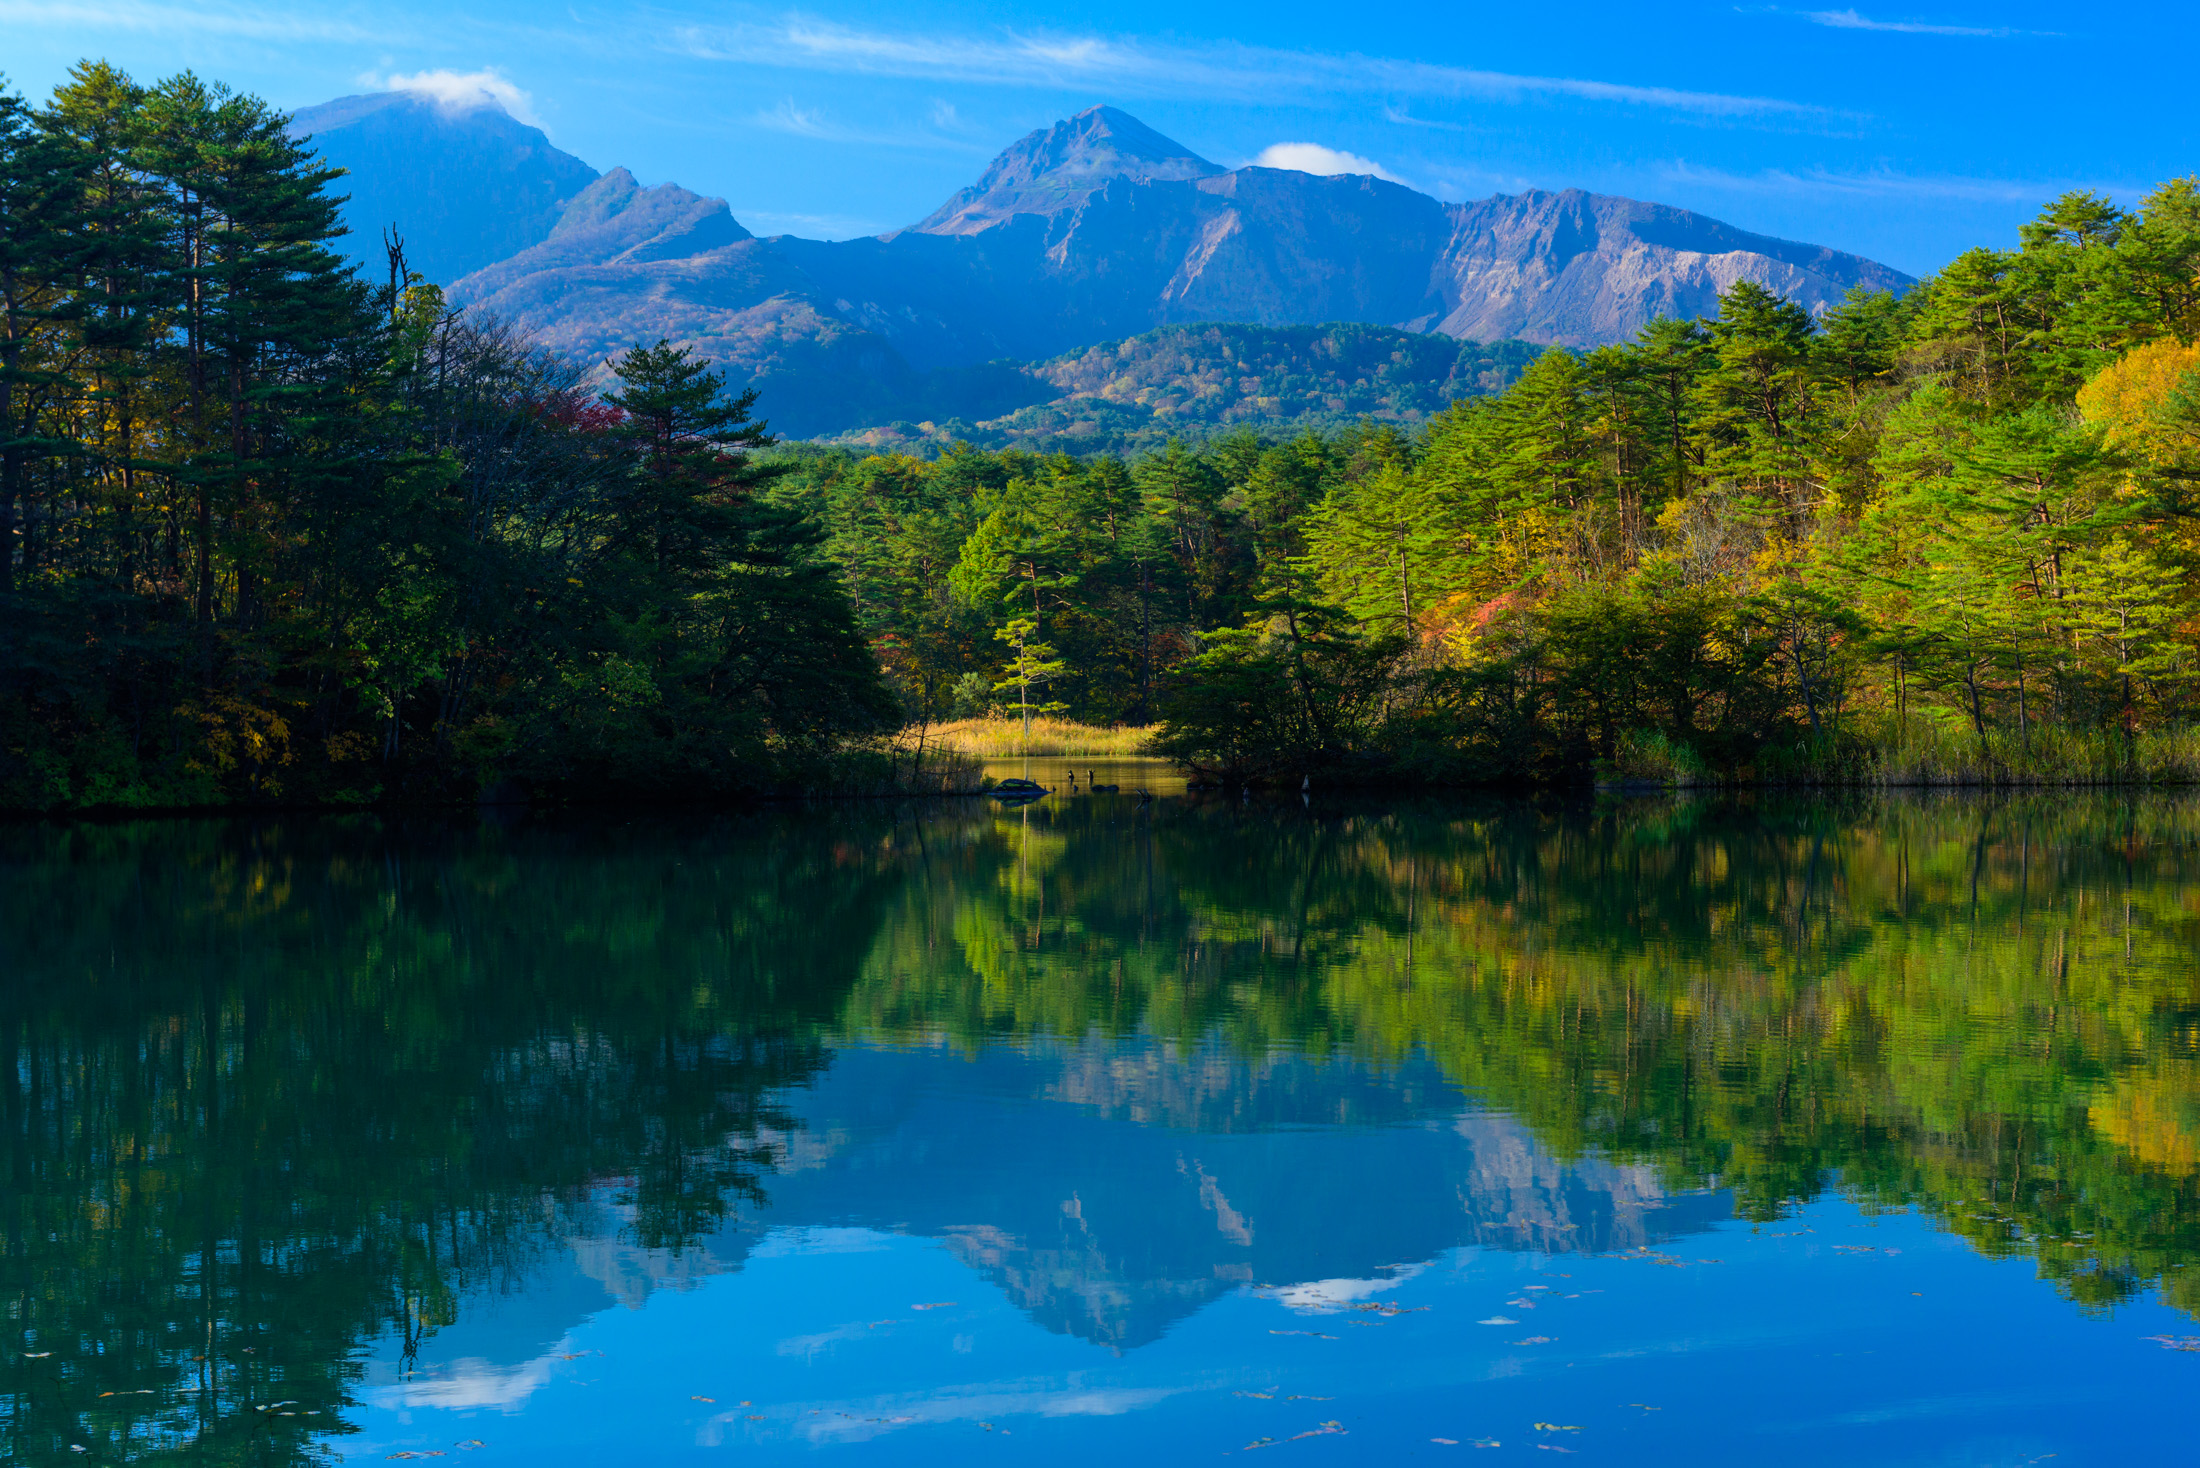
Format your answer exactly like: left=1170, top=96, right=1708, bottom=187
left=817, top=322, right=1544, bottom=457
left=1154, top=603, right=1408, bottom=780
left=0, top=67, right=893, bottom=809
left=1236, top=180, right=2200, bottom=785
left=775, top=161, right=2200, bottom=787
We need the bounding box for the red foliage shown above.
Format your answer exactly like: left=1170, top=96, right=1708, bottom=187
left=530, top=394, right=628, bottom=432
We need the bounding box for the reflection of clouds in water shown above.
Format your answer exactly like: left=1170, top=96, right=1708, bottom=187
left=775, top=1320, right=880, bottom=1358
left=364, top=1350, right=562, bottom=1412
left=1274, top=1261, right=1428, bottom=1312
left=708, top=1384, right=1180, bottom=1446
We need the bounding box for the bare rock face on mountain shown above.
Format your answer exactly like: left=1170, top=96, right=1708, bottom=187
left=343, top=98, right=1917, bottom=435
left=916, top=105, right=1226, bottom=234
left=290, top=93, right=600, bottom=285
left=1422, top=189, right=1911, bottom=343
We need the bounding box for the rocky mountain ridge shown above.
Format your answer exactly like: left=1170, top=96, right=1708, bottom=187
left=293, top=99, right=1912, bottom=439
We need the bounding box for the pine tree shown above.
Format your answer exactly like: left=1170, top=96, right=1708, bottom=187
left=0, top=83, right=85, bottom=597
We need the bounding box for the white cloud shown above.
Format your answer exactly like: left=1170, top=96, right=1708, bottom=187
left=1655, top=159, right=2126, bottom=203
left=755, top=99, right=838, bottom=139
left=1271, top=1264, right=1429, bottom=1312
left=1801, top=8, right=2051, bottom=35
left=670, top=19, right=1824, bottom=119
left=734, top=209, right=890, bottom=239
left=0, top=0, right=381, bottom=42
left=753, top=99, right=991, bottom=153
left=1382, top=103, right=1474, bottom=133
left=786, top=1383, right=1179, bottom=1444
left=364, top=1348, right=560, bottom=1412
left=1250, top=142, right=1405, bottom=184
left=370, top=67, right=540, bottom=127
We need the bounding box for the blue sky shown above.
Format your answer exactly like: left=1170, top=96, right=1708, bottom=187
left=3, top=0, right=2191, bottom=275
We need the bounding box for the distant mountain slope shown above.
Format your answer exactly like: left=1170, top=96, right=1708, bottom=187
left=437, top=105, right=1908, bottom=408
left=289, top=93, right=600, bottom=284
left=454, top=167, right=751, bottom=300
left=816, top=322, right=1546, bottom=456
left=293, top=95, right=1911, bottom=426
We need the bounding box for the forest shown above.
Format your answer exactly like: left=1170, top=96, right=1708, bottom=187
left=6, top=60, right=2200, bottom=808
left=779, top=184, right=2200, bottom=786
left=817, top=322, right=1544, bottom=457
left=0, top=64, right=895, bottom=811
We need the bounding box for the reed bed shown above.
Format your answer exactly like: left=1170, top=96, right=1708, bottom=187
left=1605, top=717, right=2200, bottom=789
left=1856, top=721, right=2200, bottom=786
left=799, top=741, right=988, bottom=796
left=905, top=718, right=1160, bottom=759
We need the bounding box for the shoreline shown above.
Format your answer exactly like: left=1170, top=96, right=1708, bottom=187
left=10, top=769, right=2200, bottom=820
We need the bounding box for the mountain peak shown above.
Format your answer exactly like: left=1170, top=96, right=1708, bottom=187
left=914, top=106, right=1222, bottom=235
left=289, top=91, right=598, bottom=285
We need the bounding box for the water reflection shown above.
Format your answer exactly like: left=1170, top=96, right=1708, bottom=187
left=2, top=794, right=2198, bottom=1461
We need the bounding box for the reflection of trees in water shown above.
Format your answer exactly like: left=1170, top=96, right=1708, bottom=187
left=851, top=795, right=2200, bottom=1318
left=3, top=795, right=2199, bottom=1457
left=0, top=814, right=903, bottom=1466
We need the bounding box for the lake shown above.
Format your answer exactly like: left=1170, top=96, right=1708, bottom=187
left=5, top=793, right=2199, bottom=1465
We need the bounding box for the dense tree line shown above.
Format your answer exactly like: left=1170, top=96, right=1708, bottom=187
left=781, top=184, right=2200, bottom=783
left=0, top=64, right=892, bottom=810
left=770, top=427, right=1404, bottom=730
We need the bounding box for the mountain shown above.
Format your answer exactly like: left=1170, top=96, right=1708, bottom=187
left=1428, top=190, right=1916, bottom=344
left=815, top=322, right=1547, bottom=456
left=453, top=167, right=751, bottom=299
left=704, top=1043, right=1728, bottom=1350
left=916, top=104, right=1226, bottom=233
left=289, top=92, right=600, bottom=286
left=296, top=95, right=1911, bottom=437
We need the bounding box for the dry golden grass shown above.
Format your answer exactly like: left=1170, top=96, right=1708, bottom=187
left=903, top=717, right=1159, bottom=758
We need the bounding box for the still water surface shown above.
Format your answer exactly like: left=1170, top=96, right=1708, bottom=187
left=5, top=794, right=2200, bottom=1464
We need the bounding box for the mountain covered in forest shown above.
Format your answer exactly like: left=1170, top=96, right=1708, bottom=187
left=815, top=322, right=1546, bottom=456
left=294, top=98, right=1910, bottom=438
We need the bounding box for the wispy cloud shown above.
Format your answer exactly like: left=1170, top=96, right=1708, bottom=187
left=927, top=99, right=980, bottom=135
left=1415, top=161, right=1545, bottom=200
left=361, top=67, right=540, bottom=126
left=0, top=0, right=384, bottom=43
left=1657, top=159, right=2120, bottom=203
left=1249, top=142, right=1406, bottom=185
left=733, top=209, right=891, bottom=239
left=672, top=19, right=1826, bottom=119
left=1382, top=104, right=1476, bottom=134
left=752, top=99, right=990, bottom=152
left=1800, top=8, right=2053, bottom=36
